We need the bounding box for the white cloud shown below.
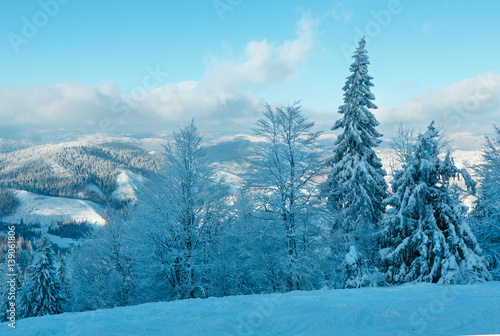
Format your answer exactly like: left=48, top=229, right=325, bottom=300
left=448, top=132, right=486, bottom=151
left=309, top=73, right=499, bottom=150
left=376, top=72, right=500, bottom=136
left=327, top=2, right=354, bottom=22
left=0, top=82, right=118, bottom=126
left=202, top=13, right=317, bottom=90
left=0, top=14, right=318, bottom=135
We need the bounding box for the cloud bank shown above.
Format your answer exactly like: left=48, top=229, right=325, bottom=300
left=0, top=8, right=498, bottom=145
left=376, top=72, right=500, bottom=135
left=0, top=14, right=317, bottom=135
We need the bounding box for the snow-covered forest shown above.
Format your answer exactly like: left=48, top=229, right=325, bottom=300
left=0, top=23, right=500, bottom=335
left=0, top=37, right=499, bottom=335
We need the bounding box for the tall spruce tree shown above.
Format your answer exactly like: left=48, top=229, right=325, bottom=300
left=21, top=234, right=65, bottom=317
left=380, top=122, right=490, bottom=284
left=323, top=37, right=388, bottom=286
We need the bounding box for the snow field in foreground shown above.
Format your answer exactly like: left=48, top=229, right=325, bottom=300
left=2, top=282, right=500, bottom=336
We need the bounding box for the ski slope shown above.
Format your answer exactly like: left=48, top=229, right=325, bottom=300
left=3, top=282, right=500, bottom=335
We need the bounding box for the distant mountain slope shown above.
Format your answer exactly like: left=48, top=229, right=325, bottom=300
left=0, top=138, right=31, bottom=153
left=111, top=169, right=145, bottom=205
left=2, top=190, right=106, bottom=226
left=0, top=134, right=485, bottom=228
left=0, top=139, right=161, bottom=203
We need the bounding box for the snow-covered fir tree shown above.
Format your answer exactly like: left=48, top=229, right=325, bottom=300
left=471, top=125, right=500, bottom=279
left=21, top=234, right=65, bottom=318
left=323, top=37, right=388, bottom=287
left=380, top=122, right=490, bottom=284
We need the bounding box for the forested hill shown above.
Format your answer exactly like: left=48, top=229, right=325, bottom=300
left=0, top=137, right=163, bottom=204
left=0, top=133, right=484, bottom=228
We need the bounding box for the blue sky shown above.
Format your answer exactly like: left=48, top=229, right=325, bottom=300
left=0, top=0, right=499, bottom=142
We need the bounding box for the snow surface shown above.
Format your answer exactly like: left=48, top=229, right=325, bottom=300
left=46, top=233, right=80, bottom=248
left=2, top=190, right=106, bottom=226
left=84, top=184, right=104, bottom=198
left=46, top=159, right=72, bottom=178
left=345, top=245, right=359, bottom=266
left=111, top=170, right=145, bottom=204
left=3, top=282, right=499, bottom=335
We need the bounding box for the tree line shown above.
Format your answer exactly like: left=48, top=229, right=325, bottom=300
left=1, top=37, right=499, bottom=320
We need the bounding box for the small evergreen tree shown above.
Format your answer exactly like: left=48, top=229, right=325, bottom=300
left=21, top=234, right=65, bottom=317
left=0, top=254, right=24, bottom=322
left=57, top=255, right=71, bottom=309
left=323, top=37, right=388, bottom=287
left=380, top=122, right=490, bottom=284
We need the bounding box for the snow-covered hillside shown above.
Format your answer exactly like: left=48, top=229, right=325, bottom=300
left=111, top=169, right=145, bottom=204
left=3, top=282, right=499, bottom=336
left=0, top=134, right=486, bottom=228
left=2, top=190, right=106, bottom=226
left=0, top=136, right=160, bottom=200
